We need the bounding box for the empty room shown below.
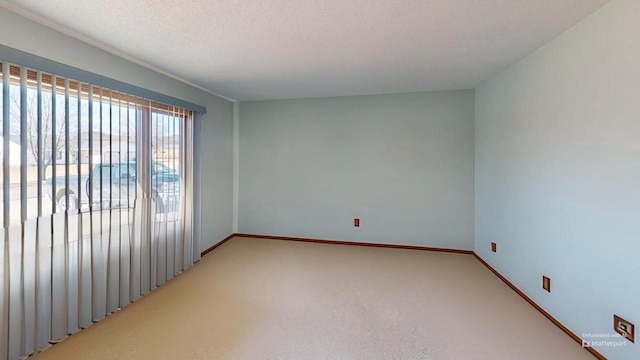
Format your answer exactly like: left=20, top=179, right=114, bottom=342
left=0, top=0, right=637, bottom=359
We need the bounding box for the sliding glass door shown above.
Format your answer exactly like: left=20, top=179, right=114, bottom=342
left=0, top=61, right=198, bottom=360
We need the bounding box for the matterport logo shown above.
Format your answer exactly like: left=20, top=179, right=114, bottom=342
left=582, top=332, right=627, bottom=348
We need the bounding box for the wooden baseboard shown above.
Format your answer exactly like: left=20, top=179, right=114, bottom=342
left=473, top=254, right=606, bottom=360
left=200, top=233, right=236, bottom=257
left=233, top=233, right=474, bottom=254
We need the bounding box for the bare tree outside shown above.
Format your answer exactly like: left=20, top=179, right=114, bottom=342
left=9, top=88, right=78, bottom=178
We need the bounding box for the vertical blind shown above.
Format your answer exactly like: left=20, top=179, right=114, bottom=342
left=0, top=60, right=200, bottom=360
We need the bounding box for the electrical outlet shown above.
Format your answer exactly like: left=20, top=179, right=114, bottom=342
left=542, top=276, right=551, bottom=292
left=491, top=242, right=496, bottom=252
left=614, top=315, right=635, bottom=343
left=354, top=218, right=360, bottom=227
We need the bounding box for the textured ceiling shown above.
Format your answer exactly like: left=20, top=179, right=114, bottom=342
left=2, top=0, right=610, bottom=101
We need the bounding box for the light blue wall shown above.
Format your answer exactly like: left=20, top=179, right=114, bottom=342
left=239, top=90, right=474, bottom=249
left=0, top=8, right=234, bottom=249
left=475, top=0, right=639, bottom=358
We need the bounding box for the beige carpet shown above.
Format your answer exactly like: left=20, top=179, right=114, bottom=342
left=31, top=236, right=592, bottom=360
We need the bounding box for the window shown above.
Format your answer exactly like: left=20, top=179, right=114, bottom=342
left=0, top=53, right=201, bottom=360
